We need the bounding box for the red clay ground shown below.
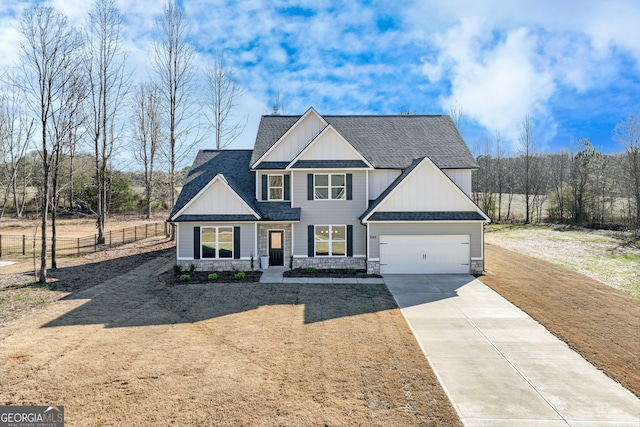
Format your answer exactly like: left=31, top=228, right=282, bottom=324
left=481, top=243, right=640, bottom=398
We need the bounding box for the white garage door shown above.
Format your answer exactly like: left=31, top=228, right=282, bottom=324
left=379, top=234, right=470, bottom=274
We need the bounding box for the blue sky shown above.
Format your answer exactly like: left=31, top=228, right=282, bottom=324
left=2, top=0, right=639, bottom=161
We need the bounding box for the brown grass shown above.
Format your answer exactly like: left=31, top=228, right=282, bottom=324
left=481, top=243, right=640, bottom=398
left=0, top=215, right=167, bottom=238
left=0, top=244, right=461, bottom=426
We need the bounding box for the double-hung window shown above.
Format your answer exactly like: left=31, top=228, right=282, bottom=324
left=314, top=174, right=345, bottom=200
left=268, top=175, right=283, bottom=200
left=202, top=227, right=233, bottom=258
left=314, top=225, right=346, bottom=256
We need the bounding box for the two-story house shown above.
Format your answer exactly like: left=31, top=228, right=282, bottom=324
left=169, top=107, right=490, bottom=275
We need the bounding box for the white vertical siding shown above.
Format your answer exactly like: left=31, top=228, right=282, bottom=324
left=368, top=169, right=401, bottom=200
left=378, top=161, right=472, bottom=212
left=298, top=129, right=361, bottom=161
left=181, top=179, right=255, bottom=216
left=262, top=113, right=324, bottom=162
left=444, top=169, right=472, bottom=197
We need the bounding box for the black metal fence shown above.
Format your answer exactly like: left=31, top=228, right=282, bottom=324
left=0, top=222, right=168, bottom=259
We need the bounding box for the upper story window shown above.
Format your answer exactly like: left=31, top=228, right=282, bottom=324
left=268, top=175, right=283, bottom=200
left=315, top=174, right=345, bottom=200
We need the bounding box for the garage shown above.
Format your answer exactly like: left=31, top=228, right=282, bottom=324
left=379, top=234, right=470, bottom=274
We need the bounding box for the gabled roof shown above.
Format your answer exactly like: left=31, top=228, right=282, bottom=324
left=250, top=107, right=326, bottom=169
left=251, top=114, right=478, bottom=169
left=170, top=150, right=301, bottom=222
left=360, top=156, right=490, bottom=223
left=285, top=124, right=373, bottom=170
left=170, top=150, right=258, bottom=220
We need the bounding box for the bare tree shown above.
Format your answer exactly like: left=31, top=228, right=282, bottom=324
left=83, top=0, right=130, bottom=244
left=18, top=5, right=80, bottom=283
left=494, top=131, right=506, bottom=221
left=132, top=82, right=163, bottom=218
left=204, top=51, right=246, bottom=149
left=548, top=151, right=571, bottom=222
left=153, top=0, right=197, bottom=215
left=449, top=101, right=464, bottom=136
left=519, top=115, right=536, bottom=224
left=0, top=72, right=35, bottom=220
left=49, top=67, right=85, bottom=269
left=614, top=112, right=640, bottom=230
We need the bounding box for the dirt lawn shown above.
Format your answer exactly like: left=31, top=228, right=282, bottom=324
left=485, top=224, right=640, bottom=296
left=0, top=215, right=167, bottom=239
left=0, top=244, right=461, bottom=426
left=481, top=243, right=640, bottom=398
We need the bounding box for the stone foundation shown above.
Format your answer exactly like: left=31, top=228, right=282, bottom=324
left=367, top=260, right=380, bottom=275
left=178, top=259, right=253, bottom=272
left=471, top=259, right=484, bottom=275
left=293, top=257, right=365, bottom=270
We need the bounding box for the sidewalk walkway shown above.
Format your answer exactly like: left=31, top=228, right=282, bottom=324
left=384, top=274, right=640, bottom=427
left=259, top=266, right=384, bottom=284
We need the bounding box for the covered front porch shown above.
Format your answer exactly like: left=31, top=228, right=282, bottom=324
left=257, top=223, right=293, bottom=268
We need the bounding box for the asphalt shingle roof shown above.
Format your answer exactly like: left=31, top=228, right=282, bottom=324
left=256, top=202, right=301, bottom=221
left=170, top=150, right=258, bottom=220
left=360, top=157, right=424, bottom=221
left=250, top=114, right=478, bottom=169
left=170, top=150, right=301, bottom=222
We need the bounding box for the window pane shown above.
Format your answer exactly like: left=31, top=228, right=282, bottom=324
left=333, top=226, right=346, bottom=240
left=315, top=241, right=329, bottom=256
left=202, top=228, right=216, bottom=242
left=315, top=174, right=328, bottom=186
left=202, top=244, right=216, bottom=258
left=315, top=226, right=330, bottom=241
left=331, top=174, right=345, bottom=186
left=219, top=243, right=233, bottom=258
left=331, top=188, right=345, bottom=199
left=315, top=188, right=328, bottom=199
left=332, top=241, right=345, bottom=256
left=269, top=188, right=283, bottom=200
left=269, top=175, right=282, bottom=186
left=270, top=232, right=282, bottom=249
left=218, top=228, right=233, bottom=242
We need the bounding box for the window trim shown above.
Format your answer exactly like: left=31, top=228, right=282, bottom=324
left=201, top=226, right=234, bottom=259
left=267, top=174, right=284, bottom=201
left=314, top=224, right=347, bottom=257
left=314, top=173, right=346, bottom=200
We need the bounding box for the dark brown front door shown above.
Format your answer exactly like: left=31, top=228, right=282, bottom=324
left=269, top=230, right=284, bottom=266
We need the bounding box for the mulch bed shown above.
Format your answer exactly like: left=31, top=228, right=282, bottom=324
left=284, top=268, right=382, bottom=278
left=159, top=270, right=263, bottom=285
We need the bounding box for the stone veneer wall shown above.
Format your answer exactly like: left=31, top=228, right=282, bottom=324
left=366, top=260, right=380, bottom=275
left=293, top=257, right=366, bottom=270
left=178, top=259, right=252, bottom=272
left=258, top=224, right=292, bottom=266
left=471, top=259, right=484, bottom=275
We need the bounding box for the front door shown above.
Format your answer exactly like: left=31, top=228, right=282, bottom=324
left=269, top=230, right=284, bottom=266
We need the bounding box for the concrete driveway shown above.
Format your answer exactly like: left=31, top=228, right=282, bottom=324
left=384, top=274, right=640, bottom=427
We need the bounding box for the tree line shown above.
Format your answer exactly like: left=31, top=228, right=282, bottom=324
left=0, top=0, right=245, bottom=283
left=472, top=113, right=640, bottom=231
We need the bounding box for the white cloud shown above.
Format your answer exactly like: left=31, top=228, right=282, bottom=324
left=412, top=0, right=640, bottom=148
